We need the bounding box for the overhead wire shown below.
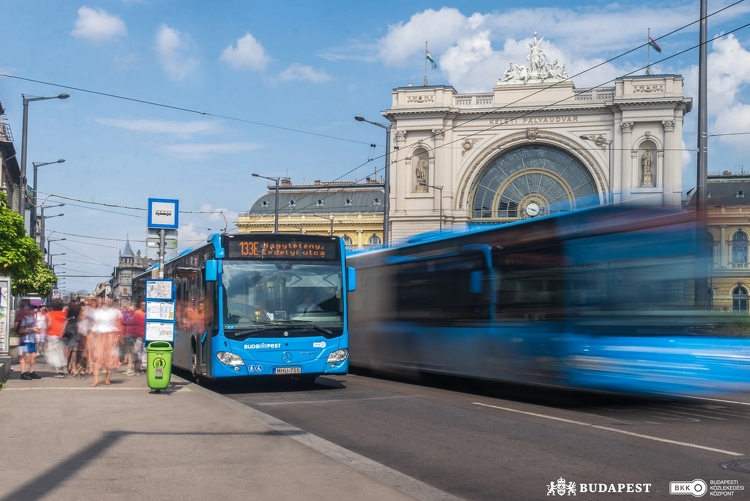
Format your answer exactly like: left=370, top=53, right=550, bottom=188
left=278, top=7, right=750, bottom=216
left=6, top=2, right=747, bottom=251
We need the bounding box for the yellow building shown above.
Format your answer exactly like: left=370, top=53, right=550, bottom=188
left=688, top=171, right=750, bottom=313
left=235, top=178, right=384, bottom=250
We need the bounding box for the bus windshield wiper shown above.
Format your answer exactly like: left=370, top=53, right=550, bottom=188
left=268, top=320, right=333, bottom=336
left=223, top=326, right=284, bottom=339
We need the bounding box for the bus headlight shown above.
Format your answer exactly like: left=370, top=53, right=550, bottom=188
left=216, top=351, right=245, bottom=366
left=326, top=349, right=349, bottom=363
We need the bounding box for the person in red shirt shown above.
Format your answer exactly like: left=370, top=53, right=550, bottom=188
left=46, top=301, right=68, bottom=377
left=130, top=302, right=146, bottom=375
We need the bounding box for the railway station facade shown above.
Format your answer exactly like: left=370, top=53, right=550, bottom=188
left=384, top=34, right=692, bottom=240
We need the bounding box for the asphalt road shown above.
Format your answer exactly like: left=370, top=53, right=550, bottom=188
left=208, top=373, right=750, bottom=500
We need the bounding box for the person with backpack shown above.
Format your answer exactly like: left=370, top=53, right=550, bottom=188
left=14, top=300, right=40, bottom=380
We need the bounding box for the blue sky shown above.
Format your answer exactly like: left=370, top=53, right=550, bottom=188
left=2, top=1, right=750, bottom=293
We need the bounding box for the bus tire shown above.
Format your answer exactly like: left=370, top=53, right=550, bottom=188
left=191, top=351, right=200, bottom=383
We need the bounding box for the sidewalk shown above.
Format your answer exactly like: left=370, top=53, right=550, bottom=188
left=0, top=358, right=426, bottom=501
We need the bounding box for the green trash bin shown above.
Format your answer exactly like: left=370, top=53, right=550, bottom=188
left=147, top=341, right=173, bottom=391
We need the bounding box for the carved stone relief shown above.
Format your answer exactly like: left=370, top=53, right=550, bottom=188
left=526, top=128, right=539, bottom=141
left=395, top=130, right=407, bottom=142
left=621, top=122, right=634, bottom=133
left=407, top=95, right=435, bottom=104
left=633, top=84, right=664, bottom=93
left=461, top=139, right=480, bottom=157
left=432, top=129, right=445, bottom=140
left=662, top=120, right=675, bottom=132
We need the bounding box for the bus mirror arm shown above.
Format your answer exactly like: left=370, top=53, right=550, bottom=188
left=347, top=267, right=357, bottom=292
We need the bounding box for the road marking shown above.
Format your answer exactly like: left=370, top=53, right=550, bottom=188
left=187, top=379, right=462, bottom=501
left=473, top=402, right=743, bottom=456
left=256, top=395, right=420, bottom=406
left=677, top=395, right=750, bottom=407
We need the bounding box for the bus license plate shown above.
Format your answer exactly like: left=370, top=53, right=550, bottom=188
left=274, top=367, right=302, bottom=375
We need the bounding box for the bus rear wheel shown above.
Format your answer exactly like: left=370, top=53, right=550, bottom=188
left=191, top=352, right=200, bottom=384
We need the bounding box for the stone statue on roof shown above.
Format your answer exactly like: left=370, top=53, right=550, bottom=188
left=498, top=32, right=569, bottom=85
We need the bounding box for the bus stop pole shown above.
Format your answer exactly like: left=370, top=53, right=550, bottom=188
left=158, top=229, right=165, bottom=279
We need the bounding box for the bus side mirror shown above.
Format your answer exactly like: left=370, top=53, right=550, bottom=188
left=205, top=260, right=219, bottom=282
left=347, top=267, right=357, bottom=292
left=469, top=270, right=483, bottom=294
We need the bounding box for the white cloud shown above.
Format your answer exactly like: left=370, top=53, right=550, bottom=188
left=679, top=35, right=750, bottom=154
left=71, top=6, right=127, bottom=42
left=177, top=223, right=209, bottom=249
left=278, top=63, right=331, bottom=83
left=221, top=33, right=270, bottom=71
left=155, top=24, right=199, bottom=81
left=199, top=203, right=239, bottom=232
left=159, top=142, right=263, bottom=160
left=350, top=5, right=750, bottom=92
left=94, top=118, right=221, bottom=138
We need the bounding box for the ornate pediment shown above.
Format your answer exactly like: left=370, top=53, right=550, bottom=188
left=498, top=32, right=569, bottom=85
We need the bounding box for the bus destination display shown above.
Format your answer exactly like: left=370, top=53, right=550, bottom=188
left=227, top=239, right=337, bottom=260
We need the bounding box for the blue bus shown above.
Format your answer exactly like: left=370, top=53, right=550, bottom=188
left=347, top=206, right=750, bottom=396
left=135, top=233, right=354, bottom=383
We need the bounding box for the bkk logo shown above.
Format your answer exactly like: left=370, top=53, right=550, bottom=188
left=547, top=478, right=652, bottom=496
left=670, top=479, right=745, bottom=497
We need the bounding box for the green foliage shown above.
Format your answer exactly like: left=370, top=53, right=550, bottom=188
left=0, top=191, right=56, bottom=295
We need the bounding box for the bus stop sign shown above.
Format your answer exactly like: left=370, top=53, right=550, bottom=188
left=148, top=198, right=179, bottom=229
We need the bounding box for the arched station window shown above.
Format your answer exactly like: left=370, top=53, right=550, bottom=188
left=733, top=286, right=748, bottom=314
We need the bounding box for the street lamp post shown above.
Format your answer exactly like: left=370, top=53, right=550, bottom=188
left=48, top=252, right=65, bottom=266
left=419, top=182, right=444, bottom=232
left=31, top=159, right=65, bottom=240
left=20, top=93, right=69, bottom=230
left=580, top=135, right=614, bottom=204
left=355, top=115, right=391, bottom=247
left=46, top=235, right=66, bottom=265
left=252, top=173, right=280, bottom=233
left=39, top=206, right=64, bottom=256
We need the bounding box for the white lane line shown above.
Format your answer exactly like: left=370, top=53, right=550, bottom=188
left=473, top=402, right=743, bottom=456
left=188, top=379, right=463, bottom=501
left=257, top=395, right=420, bottom=406
left=671, top=395, right=750, bottom=406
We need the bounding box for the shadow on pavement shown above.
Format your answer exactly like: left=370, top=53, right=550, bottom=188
left=0, top=429, right=305, bottom=501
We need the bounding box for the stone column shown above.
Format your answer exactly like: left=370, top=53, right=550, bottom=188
left=620, top=122, right=634, bottom=202
left=662, top=119, right=677, bottom=205
left=720, top=225, right=727, bottom=268
left=432, top=129, right=445, bottom=217
left=395, top=130, right=408, bottom=214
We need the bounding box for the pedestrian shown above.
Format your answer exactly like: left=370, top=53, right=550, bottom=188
left=78, top=298, right=96, bottom=376
left=120, top=306, right=136, bottom=375
left=131, top=301, right=146, bottom=375
left=14, top=300, right=40, bottom=380
left=89, top=297, right=122, bottom=386
left=35, top=306, right=48, bottom=356
left=64, top=299, right=83, bottom=376
left=45, top=301, right=67, bottom=377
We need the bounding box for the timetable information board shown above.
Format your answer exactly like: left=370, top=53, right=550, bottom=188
left=145, top=279, right=175, bottom=343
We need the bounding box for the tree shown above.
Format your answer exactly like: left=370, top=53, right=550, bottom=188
left=0, top=191, right=57, bottom=295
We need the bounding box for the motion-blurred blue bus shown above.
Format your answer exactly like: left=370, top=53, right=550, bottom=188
left=135, top=233, right=354, bottom=383
left=347, top=206, right=750, bottom=396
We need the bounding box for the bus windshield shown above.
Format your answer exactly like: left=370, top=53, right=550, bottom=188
left=222, top=261, right=344, bottom=336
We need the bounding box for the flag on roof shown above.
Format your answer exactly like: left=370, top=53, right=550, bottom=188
left=426, top=50, right=437, bottom=69
left=648, top=37, right=662, bottom=53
